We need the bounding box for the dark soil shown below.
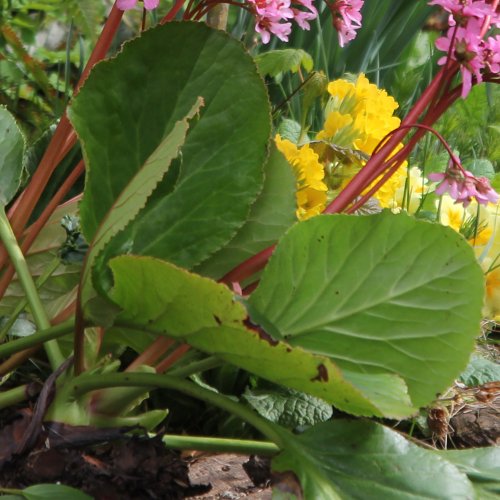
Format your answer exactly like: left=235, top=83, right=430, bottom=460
left=0, top=432, right=209, bottom=499
left=0, top=409, right=271, bottom=499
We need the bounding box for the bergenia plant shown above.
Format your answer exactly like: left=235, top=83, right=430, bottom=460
left=0, top=0, right=499, bottom=497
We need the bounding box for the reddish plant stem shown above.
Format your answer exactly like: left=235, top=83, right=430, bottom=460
left=51, top=301, right=77, bottom=325
left=183, top=0, right=198, bottom=18
left=6, top=116, right=72, bottom=239
left=0, top=349, right=38, bottom=377
left=1, top=4, right=124, bottom=275
left=349, top=84, right=463, bottom=213
left=76, top=4, right=124, bottom=92
left=480, top=0, right=499, bottom=38
left=222, top=245, right=275, bottom=285
left=192, top=0, right=250, bottom=20
left=161, top=0, right=186, bottom=23
left=155, top=344, right=191, bottom=373
left=126, top=337, right=175, bottom=371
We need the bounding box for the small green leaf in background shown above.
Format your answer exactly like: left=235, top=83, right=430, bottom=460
left=0, top=106, right=26, bottom=206
left=463, top=158, right=495, bottom=180
left=196, top=145, right=297, bottom=280
left=249, top=212, right=484, bottom=408
left=459, top=354, right=500, bottom=387
left=243, top=386, right=332, bottom=428
left=255, top=49, right=313, bottom=78
left=276, top=119, right=302, bottom=143
left=21, top=483, right=91, bottom=500
left=272, top=420, right=474, bottom=499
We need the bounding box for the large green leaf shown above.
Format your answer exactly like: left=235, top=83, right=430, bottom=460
left=271, top=420, right=474, bottom=499
left=438, top=447, right=500, bottom=498
left=80, top=98, right=204, bottom=318
left=196, top=145, right=297, bottom=280
left=109, top=255, right=414, bottom=418
left=249, top=212, right=484, bottom=408
left=438, top=447, right=500, bottom=482
left=0, top=105, right=25, bottom=206
left=70, top=22, right=270, bottom=270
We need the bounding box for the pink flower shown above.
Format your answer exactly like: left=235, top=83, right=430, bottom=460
left=483, top=35, right=500, bottom=74
left=435, top=19, right=485, bottom=97
left=248, top=0, right=317, bottom=43
left=429, top=160, right=499, bottom=208
left=329, top=0, right=364, bottom=47
left=429, top=0, right=496, bottom=26
left=117, top=0, right=159, bottom=10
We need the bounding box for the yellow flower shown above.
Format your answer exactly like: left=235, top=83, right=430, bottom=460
left=275, top=135, right=327, bottom=220
left=482, top=258, right=500, bottom=318
left=321, top=73, right=401, bottom=156
left=316, top=112, right=353, bottom=142
left=437, top=194, right=466, bottom=231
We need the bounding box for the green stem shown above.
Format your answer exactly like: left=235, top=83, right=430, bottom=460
left=161, top=434, right=279, bottom=456
left=0, top=488, right=23, bottom=495
left=0, top=256, right=61, bottom=341
left=168, top=355, right=222, bottom=378
left=70, top=372, right=287, bottom=449
left=0, top=206, right=64, bottom=369
left=0, top=319, right=74, bottom=359
left=0, top=384, right=29, bottom=409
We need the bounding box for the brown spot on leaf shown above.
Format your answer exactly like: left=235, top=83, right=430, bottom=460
left=311, top=364, right=329, bottom=382
left=243, top=317, right=279, bottom=346
left=213, top=314, right=222, bottom=325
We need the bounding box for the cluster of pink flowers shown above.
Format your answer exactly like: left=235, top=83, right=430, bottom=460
left=328, top=0, right=364, bottom=47
left=248, top=0, right=317, bottom=44
left=429, top=159, right=499, bottom=207
left=430, top=0, right=500, bottom=97
left=117, top=0, right=159, bottom=10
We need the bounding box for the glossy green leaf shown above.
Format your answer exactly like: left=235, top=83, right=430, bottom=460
left=438, top=447, right=500, bottom=498
left=109, top=255, right=414, bottom=418
left=438, top=447, right=500, bottom=483
left=70, top=22, right=270, bottom=270
left=0, top=106, right=25, bottom=206
left=79, top=97, right=204, bottom=318
left=242, top=386, right=332, bottom=429
left=196, top=145, right=297, bottom=279
left=271, top=420, right=474, bottom=500
left=249, top=212, right=484, bottom=408
left=22, top=483, right=91, bottom=500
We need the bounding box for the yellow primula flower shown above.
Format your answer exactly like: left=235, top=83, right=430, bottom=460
left=437, top=194, right=466, bottom=231
left=275, top=134, right=327, bottom=220
left=321, top=73, right=401, bottom=157
left=316, top=111, right=353, bottom=142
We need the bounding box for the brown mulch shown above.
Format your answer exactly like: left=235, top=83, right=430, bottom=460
left=0, top=433, right=209, bottom=499
left=0, top=410, right=272, bottom=499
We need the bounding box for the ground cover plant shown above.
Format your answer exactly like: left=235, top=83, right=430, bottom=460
left=0, top=0, right=499, bottom=498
